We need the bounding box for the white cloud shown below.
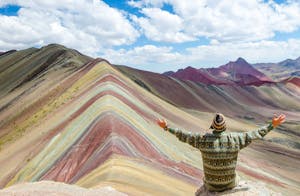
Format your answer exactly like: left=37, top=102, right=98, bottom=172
left=1, top=0, right=300, bottom=73
left=103, top=39, right=300, bottom=72
left=128, top=0, right=164, bottom=8
left=185, top=39, right=300, bottom=66
left=102, top=44, right=183, bottom=71
left=132, top=8, right=195, bottom=42
left=0, top=0, right=139, bottom=56
left=129, top=0, right=300, bottom=43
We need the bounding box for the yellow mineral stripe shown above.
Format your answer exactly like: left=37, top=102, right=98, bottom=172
left=76, top=155, right=198, bottom=196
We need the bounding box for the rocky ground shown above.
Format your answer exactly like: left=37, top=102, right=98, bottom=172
left=195, top=181, right=281, bottom=196
left=0, top=181, right=127, bottom=196
left=0, top=180, right=282, bottom=196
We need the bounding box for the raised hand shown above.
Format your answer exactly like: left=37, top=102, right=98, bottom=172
left=272, top=114, right=286, bottom=128
left=157, top=119, right=168, bottom=130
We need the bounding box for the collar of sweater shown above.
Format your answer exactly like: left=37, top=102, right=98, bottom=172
left=212, top=130, right=226, bottom=136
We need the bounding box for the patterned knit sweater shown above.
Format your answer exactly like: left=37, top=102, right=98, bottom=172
left=166, top=123, right=274, bottom=192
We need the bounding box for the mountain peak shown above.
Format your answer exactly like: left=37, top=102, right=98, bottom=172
left=236, top=57, right=248, bottom=64
left=0, top=44, right=93, bottom=97
left=279, top=57, right=300, bottom=68
left=42, top=43, right=66, bottom=50
left=184, top=66, right=197, bottom=70
left=223, top=58, right=273, bottom=84
left=167, top=66, right=225, bottom=84
left=221, top=57, right=252, bottom=70
left=223, top=58, right=251, bottom=70
left=163, top=71, right=175, bottom=76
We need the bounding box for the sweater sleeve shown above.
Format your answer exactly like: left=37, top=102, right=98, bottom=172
left=237, top=123, right=274, bottom=149
left=166, top=127, right=202, bottom=148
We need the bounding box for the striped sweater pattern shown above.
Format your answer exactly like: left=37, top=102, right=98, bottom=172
left=166, top=124, right=273, bottom=192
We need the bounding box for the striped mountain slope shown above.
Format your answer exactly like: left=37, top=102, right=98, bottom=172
left=0, top=46, right=299, bottom=195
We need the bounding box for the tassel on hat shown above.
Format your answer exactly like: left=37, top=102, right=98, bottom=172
left=210, top=113, right=226, bottom=132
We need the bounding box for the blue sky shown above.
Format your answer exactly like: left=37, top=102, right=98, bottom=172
left=0, top=5, right=20, bottom=16
left=1, top=0, right=300, bottom=72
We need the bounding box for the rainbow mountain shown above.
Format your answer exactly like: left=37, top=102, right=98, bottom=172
left=0, top=44, right=299, bottom=195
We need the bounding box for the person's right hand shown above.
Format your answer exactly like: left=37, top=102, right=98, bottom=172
left=272, top=114, right=286, bottom=128
left=157, top=119, right=168, bottom=130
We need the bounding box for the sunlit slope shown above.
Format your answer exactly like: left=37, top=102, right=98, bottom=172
left=0, top=57, right=299, bottom=195
left=0, top=60, right=207, bottom=195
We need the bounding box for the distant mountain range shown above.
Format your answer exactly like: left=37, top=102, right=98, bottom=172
left=254, top=57, right=300, bottom=80
left=165, top=57, right=300, bottom=85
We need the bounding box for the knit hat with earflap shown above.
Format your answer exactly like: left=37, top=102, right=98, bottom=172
left=210, top=113, right=226, bottom=132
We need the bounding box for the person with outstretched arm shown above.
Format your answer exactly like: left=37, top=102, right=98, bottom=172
left=157, top=113, right=285, bottom=192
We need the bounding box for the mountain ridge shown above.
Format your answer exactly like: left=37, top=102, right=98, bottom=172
left=0, top=44, right=93, bottom=99
left=254, top=56, right=300, bottom=80
left=165, top=57, right=274, bottom=86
